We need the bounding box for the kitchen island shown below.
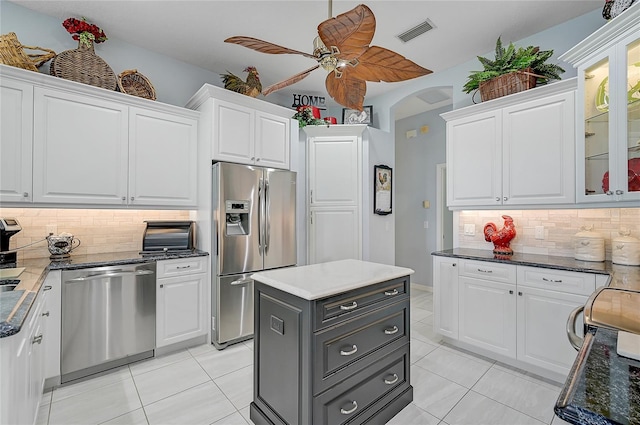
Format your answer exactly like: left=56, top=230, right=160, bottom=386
left=250, top=259, right=414, bottom=425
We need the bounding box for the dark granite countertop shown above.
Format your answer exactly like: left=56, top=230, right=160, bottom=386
left=0, top=250, right=209, bottom=338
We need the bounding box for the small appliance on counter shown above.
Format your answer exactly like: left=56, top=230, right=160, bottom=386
left=573, top=225, right=605, bottom=262
left=0, top=217, right=21, bottom=265
left=612, top=228, right=640, bottom=266
left=47, top=232, right=81, bottom=260
left=140, top=220, right=195, bottom=255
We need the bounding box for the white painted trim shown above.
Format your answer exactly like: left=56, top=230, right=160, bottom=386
left=436, top=163, right=446, bottom=251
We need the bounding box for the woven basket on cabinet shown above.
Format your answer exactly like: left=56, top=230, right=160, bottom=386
left=50, top=41, right=117, bottom=90
left=478, top=68, right=539, bottom=102
left=117, top=69, right=156, bottom=100
left=0, top=32, right=55, bottom=71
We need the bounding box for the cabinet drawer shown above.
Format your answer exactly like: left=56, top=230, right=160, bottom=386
left=314, top=301, right=408, bottom=393
left=313, top=345, right=410, bottom=425
left=459, top=260, right=516, bottom=283
left=517, top=266, right=596, bottom=296
left=314, top=276, right=408, bottom=330
left=156, top=257, right=206, bottom=278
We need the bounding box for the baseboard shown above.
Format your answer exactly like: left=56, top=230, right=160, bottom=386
left=155, top=334, right=207, bottom=356
left=411, top=283, right=432, bottom=294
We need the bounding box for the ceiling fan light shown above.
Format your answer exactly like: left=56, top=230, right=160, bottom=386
left=313, top=36, right=330, bottom=57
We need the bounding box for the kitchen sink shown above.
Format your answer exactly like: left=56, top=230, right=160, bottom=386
left=0, top=284, right=17, bottom=292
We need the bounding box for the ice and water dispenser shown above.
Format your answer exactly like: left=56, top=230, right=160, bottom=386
left=225, top=200, right=250, bottom=235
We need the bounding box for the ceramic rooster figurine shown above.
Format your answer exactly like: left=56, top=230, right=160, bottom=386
left=484, top=215, right=516, bottom=255
left=221, top=66, right=262, bottom=97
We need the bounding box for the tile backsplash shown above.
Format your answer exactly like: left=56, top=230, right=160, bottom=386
left=456, top=208, right=640, bottom=260
left=0, top=208, right=191, bottom=260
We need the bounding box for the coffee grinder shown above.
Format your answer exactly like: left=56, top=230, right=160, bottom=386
left=0, top=218, right=22, bottom=265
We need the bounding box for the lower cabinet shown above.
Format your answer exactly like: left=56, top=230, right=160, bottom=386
left=251, top=276, right=413, bottom=425
left=433, top=256, right=458, bottom=339
left=43, top=270, right=62, bottom=387
left=156, top=257, right=207, bottom=348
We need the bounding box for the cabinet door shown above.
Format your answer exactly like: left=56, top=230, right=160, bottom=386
left=255, top=110, right=290, bottom=169
left=156, top=273, right=207, bottom=347
left=446, top=110, right=502, bottom=207
left=213, top=100, right=255, bottom=164
left=308, top=135, right=360, bottom=206
left=33, top=88, right=128, bottom=204
left=42, top=271, right=61, bottom=383
left=309, top=207, right=360, bottom=264
left=129, top=107, right=198, bottom=207
left=26, top=296, right=46, bottom=425
left=432, top=256, right=459, bottom=339
left=517, top=287, right=586, bottom=375
left=503, top=91, right=575, bottom=205
left=458, top=276, right=516, bottom=358
left=619, top=35, right=640, bottom=202
left=0, top=78, right=33, bottom=203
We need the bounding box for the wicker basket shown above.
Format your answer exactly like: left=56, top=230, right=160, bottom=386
left=0, top=32, right=55, bottom=72
left=479, top=68, right=538, bottom=102
left=117, top=69, right=156, bottom=100
left=50, top=41, right=117, bottom=90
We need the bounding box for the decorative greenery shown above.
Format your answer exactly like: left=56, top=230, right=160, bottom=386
left=462, top=37, right=565, bottom=94
left=62, top=17, right=108, bottom=48
left=292, top=106, right=325, bottom=128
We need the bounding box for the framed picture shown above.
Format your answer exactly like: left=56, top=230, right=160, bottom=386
left=374, top=164, right=392, bottom=215
left=342, top=105, right=373, bottom=125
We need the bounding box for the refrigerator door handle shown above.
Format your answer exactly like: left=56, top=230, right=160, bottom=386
left=265, top=179, right=270, bottom=254
left=258, top=178, right=263, bottom=256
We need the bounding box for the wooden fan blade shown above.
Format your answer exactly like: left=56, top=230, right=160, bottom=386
left=262, top=65, right=320, bottom=96
left=318, top=4, right=375, bottom=60
left=348, top=46, right=432, bottom=82
left=325, top=69, right=366, bottom=111
left=225, top=36, right=317, bottom=60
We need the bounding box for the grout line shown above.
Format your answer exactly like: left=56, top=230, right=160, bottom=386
left=125, top=364, right=150, bottom=425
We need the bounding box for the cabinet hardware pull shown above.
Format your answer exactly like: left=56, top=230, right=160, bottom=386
left=43, top=285, right=52, bottom=291
left=453, top=263, right=457, bottom=267
left=340, top=401, right=358, bottom=415
left=606, top=190, right=613, bottom=195
left=495, top=197, right=500, bottom=202
left=176, top=265, right=191, bottom=269
left=477, top=269, right=492, bottom=273
left=509, top=290, right=514, bottom=295
left=23, top=192, right=29, bottom=198
left=542, top=277, right=562, bottom=283
left=340, top=301, right=358, bottom=311
left=32, top=335, right=43, bottom=344
left=256, top=158, right=261, bottom=162
left=384, top=373, right=399, bottom=385
left=42, top=311, right=50, bottom=317
left=121, top=196, right=126, bottom=201
left=580, top=241, right=590, bottom=246
left=503, top=196, right=508, bottom=201
left=340, top=345, right=358, bottom=356
left=130, top=196, right=134, bottom=201
left=615, top=189, right=624, bottom=195
left=384, top=289, right=399, bottom=296
left=159, top=284, right=164, bottom=288
left=518, top=291, right=523, bottom=296
left=384, top=326, right=399, bottom=335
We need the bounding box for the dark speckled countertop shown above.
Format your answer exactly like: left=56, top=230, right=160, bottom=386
left=0, top=250, right=209, bottom=338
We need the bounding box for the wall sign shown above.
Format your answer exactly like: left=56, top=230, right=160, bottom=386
left=291, top=94, right=326, bottom=109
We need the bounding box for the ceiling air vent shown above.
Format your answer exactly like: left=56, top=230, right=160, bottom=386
left=397, top=19, right=435, bottom=43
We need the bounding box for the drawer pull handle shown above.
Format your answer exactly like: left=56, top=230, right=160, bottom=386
left=542, top=277, right=562, bottom=283
left=177, top=265, right=192, bottom=269
left=43, top=285, right=52, bottom=291
left=42, top=311, right=50, bottom=317
left=384, top=289, right=399, bottom=296
left=340, top=345, right=358, bottom=356
left=384, top=326, right=399, bottom=335
left=32, top=335, right=43, bottom=345
left=477, top=268, right=492, bottom=273
left=384, top=373, right=399, bottom=385
left=340, top=401, right=358, bottom=415
left=340, top=301, right=358, bottom=311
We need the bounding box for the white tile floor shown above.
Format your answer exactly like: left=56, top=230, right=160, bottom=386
left=35, top=287, right=574, bottom=425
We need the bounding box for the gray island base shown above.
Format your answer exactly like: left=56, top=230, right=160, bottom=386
left=249, top=259, right=415, bottom=425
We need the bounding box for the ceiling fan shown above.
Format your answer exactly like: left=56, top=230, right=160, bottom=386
left=224, top=2, right=432, bottom=111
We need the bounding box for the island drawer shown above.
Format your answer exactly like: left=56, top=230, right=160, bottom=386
left=314, top=276, right=409, bottom=330
left=313, top=300, right=408, bottom=394
left=517, top=266, right=596, bottom=296
left=312, top=344, right=410, bottom=425
left=459, top=259, right=516, bottom=283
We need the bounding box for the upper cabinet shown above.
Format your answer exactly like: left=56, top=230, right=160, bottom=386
left=0, top=64, right=199, bottom=208
left=186, top=84, right=294, bottom=170
left=442, top=79, right=576, bottom=208
left=560, top=4, right=640, bottom=203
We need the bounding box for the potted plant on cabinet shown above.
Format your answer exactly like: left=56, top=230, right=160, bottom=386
left=463, top=37, right=565, bottom=102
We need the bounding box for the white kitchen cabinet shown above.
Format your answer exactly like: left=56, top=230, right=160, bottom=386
left=308, top=207, right=360, bottom=264
left=156, top=257, right=208, bottom=348
left=187, top=84, right=293, bottom=170
left=443, top=79, right=576, bottom=208
left=26, top=289, right=47, bottom=425
left=432, top=256, right=459, bottom=339
left=42, top=270, right=61, bottom=387
left=0, top=77, right=33, bottom=203
left=129, top=107, right=198, bottom=207
left=560, top=7, right=640, bottom=203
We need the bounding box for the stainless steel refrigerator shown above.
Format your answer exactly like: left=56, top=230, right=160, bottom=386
left=211, top=162, right=296, bottom=349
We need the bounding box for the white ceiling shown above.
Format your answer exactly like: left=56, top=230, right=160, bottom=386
left=10, top=0, right=602, bottom=120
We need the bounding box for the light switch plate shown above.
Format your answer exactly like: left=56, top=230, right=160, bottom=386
left=535, top=226, right=545, bottom=240
left=464, top=224, right=475, bottom=236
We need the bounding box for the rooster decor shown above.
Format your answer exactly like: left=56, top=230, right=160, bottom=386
left=221, top=66, right=262, bottom=98
left=484, top=215, right=516, bottom=255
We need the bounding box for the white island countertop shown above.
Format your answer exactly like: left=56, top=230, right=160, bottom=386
left=251, top=259, right=414, bottom=300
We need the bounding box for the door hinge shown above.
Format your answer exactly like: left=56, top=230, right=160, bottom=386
left=310, top=211, right=313, bottom=224
left=211, top=316, right=216, bottom=331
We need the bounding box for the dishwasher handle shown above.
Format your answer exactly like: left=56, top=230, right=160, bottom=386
left=65, top=269, right=154, bottom=282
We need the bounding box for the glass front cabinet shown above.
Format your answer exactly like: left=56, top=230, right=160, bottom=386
left=561, top=5, right=640, bottom=203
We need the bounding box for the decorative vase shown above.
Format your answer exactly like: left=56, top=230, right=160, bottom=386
left=50, top=40, right=117, bottom=90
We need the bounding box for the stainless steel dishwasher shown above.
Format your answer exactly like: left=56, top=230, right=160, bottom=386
left=61, top=262, right=156, bottom=383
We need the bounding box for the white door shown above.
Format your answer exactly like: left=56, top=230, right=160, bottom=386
left=308, top=135, right=360, bottom=206
left=33, top=88, right=129, bottom=204
left=156, top=273, right=206, bottom=347
left=128, top=107, right=198, bottom=207
left=517, top=286, right=586, bottom=375
left=432, top=256, right=459, bottom=339
left=503, top=91, right=575, bottom=205
left=0, top=79, right=33, bottom=203
left=458, top=276, right=517, bottom=358
left=213, top=100, right=254, bottom=164
left=309, top=207, right=360, bottom=264
left=255, top=110, right=290, bottom=169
